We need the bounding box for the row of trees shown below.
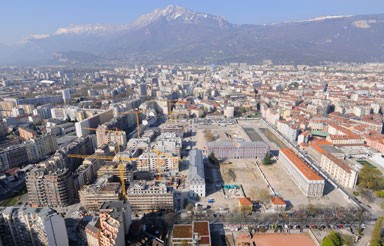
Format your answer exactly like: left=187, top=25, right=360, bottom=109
left=371, top=217, right=384, bottom=246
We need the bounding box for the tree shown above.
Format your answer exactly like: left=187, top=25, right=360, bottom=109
left=371, top=217, right=384, bottom=246
left=322, top=231, right=342, bottom=246
left=357, top=166, right=384, bottom=190
left=263, top=153, right=272, bottom=165
left=208, top=152, right=220, bottom=166
left=186, top=203, right=194, bottom=211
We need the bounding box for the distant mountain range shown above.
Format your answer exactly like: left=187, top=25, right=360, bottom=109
left=2, top=5, right=384, bottom=65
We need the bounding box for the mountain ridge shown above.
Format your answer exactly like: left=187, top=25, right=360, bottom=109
left=2, top=5, right=384, bottom=65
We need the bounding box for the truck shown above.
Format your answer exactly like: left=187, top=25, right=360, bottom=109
left=208, top=198, right=215, bottom=203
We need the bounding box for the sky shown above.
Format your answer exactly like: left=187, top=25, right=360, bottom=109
left=1, top=0, right=384, bottom=44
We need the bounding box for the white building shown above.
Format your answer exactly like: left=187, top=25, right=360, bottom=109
left=0, top=207, right=69, bottom=246
left=224, top=106, right=235, bottom=118
left=62, top=89, right=71, bottom=104
left=189, top=149, right=206, bottom=198
left=279, top=148, right=324, bottom=197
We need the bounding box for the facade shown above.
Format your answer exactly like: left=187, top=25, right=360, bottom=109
left=309, top=143, right=359, bottom=189
left=0, top=145, right=29, bottom=171
left=24, top=134, right=58, bottom=163
left=238, top=197, right=253, bottom=215
left=62, top=89, right=71, bottom=104
left=137, top=151, right=179, bottom=173
left=207, top=141, right=269, bottom=160
left=189, top=150, right=206, bottom=198
left=75, top=109, right=114, bottom=137
left=0, top=207, right=69, bottom=246
left=79, top=180, right=121, bottom=212
left=19, top=127, right=37, bottom=140
left=84, top=217, right=100, bottom=246
left=99, top=211, right=125, bottom=246
left=152, top=132, right=182, bottom=156
left=96, top=128, right=127, bottom=147
left=27, top=165, right=75, bottom=207
left=172, top=221, right=211, bottom=246
left=279, top=148, right=325, bottom=197
left=224, top=106, right=235, bottom=118
left=126, top=181, right=174, bottom=211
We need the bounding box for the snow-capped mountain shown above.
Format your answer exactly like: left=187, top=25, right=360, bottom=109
left=2, top=5, right=384, bottom=64
left=131, top=5, right=230, bottom=29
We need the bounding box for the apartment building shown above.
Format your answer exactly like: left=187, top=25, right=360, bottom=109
left=172, top=221, right=211, bottom=246
left=309, top=143, right=359, bottom=189
left=0, top=145, right=29, bottom=170
left=24, top=134, right=58, bottom=163
left=27, top=165, right=75, bottom=207
left=97, top=161, right=133, bottom=182
left=365, top=136, right=384, bottom=153
left=207, top=141, right=269, bottom=160
left=0, top=207, right=69, bottom=246
left=279, top=148, right=325, bottom=197
left=126, top=181, right=174, bottom=211
left=189, top=150, right=206, bottom=198
left=137, top=151, right=179, bottom=173
left=152, top=132, right=182, bottom=156
left=75, top=109, right=114, bottom=137
left=276, top=120, right=300, bottom=143
left=99, top=210, right=125, bottom=246
left=96, top=128, right=127, bottom=147
left=18, top=127, right=37, bottom=140
left=79, top=179, right=121, bottom=212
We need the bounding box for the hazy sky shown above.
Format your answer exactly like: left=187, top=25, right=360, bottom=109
left=1, top=0, right=383, bottom=44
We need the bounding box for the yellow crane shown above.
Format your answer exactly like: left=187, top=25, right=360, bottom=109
left=118, top=109, right=144, bottom=139
left=68, top=128, right=137, bottom=200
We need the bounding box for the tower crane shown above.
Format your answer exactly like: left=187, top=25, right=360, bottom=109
left=68, top=128, right=137, bottom=200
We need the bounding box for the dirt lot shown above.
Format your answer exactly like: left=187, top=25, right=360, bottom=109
left=258, top=159, right=352, bottom=209
left=220, top=160, right=272, bottom=202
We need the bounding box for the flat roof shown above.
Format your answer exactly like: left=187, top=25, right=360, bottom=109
left=173, top=225, right=192, bottom=239
left=280, top=148, right=323, bottom=181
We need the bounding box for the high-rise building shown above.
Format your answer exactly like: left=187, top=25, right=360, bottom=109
left=0, top=206, right=69, bottom=246
left=62, top=89, right=71, bottom=104
left=27, top=164, right=75, bottom=207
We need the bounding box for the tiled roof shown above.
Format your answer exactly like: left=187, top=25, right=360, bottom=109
left=280, top=148, right=323, bottom=181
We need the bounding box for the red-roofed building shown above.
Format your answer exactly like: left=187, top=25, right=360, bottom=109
left=308, top=142, right=359, bottom=189
left=238, top=197, right=253, bottom=214
left=279, top=148, right=324, bottom=197
left=271, top=196, right=287, bottom=212
left=172, top=221, right=211, bottom=245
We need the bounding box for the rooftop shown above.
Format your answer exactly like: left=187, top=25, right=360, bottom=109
left=280, top=148, right=323, bottom=181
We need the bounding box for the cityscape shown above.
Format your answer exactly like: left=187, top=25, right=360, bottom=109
left=0, top=2, right=384, bottom=246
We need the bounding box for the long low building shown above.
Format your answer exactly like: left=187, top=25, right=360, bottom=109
left=207, top=141, right=269, bottom=160
left=126, top=181, right=174, bottom=211
left=189, top=149, right=206, bottom=198
left=279, top=148, right=325, bottom=197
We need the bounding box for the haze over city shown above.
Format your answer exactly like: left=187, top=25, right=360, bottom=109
left=0, top=2, right=383, bottom=246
